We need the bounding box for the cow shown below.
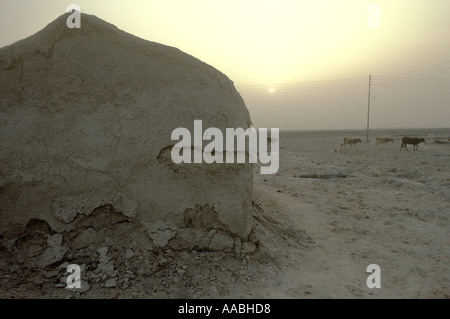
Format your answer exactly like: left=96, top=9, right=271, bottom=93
left=340, top=137, right=362, bottom=152
left=376, top=137, right=394, bottom=146
left=400, top=137, right=426, bottom=151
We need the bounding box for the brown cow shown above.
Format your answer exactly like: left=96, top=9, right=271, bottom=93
left=400, top=137, right=426, bottom=151
left=376, top=137, right=394, bottom=146
left=341, top=137, right=362, bottom=152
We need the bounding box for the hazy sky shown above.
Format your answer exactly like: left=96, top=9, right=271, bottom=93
left=1, top=0, right=449, bottom=130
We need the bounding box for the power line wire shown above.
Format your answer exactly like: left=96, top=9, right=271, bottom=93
left=236, top=61, right=450, bottom=94
left=378, top=60, right=450, bottom=77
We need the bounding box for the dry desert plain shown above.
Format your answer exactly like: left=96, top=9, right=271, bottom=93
left=1, top=129, right=449, bottom=299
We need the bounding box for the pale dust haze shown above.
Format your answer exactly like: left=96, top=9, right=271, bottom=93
left=0, top=0, right=449, bottom=130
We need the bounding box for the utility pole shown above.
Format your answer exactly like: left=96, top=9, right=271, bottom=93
left=366, top=74, right=372, bottom=143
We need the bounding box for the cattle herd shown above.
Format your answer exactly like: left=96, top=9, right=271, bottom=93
left=340, top=136, right=428, bottom=152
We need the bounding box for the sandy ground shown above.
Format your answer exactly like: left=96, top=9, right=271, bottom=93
left=249, top=132, right=450, bottom=298
left=1, top=132, right=449, bottom=299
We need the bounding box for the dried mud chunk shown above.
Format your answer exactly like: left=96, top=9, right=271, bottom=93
left=208, top=230, right=234, bottom=252
left=51, top=191, right=137, bottom=224
left=32, top=234, right=67, bottom=267
left=71, top=228, right=98, bottom=250
left=144, top=220, right=177, bottom=248
left=1, top=13, right=252, bottom=239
